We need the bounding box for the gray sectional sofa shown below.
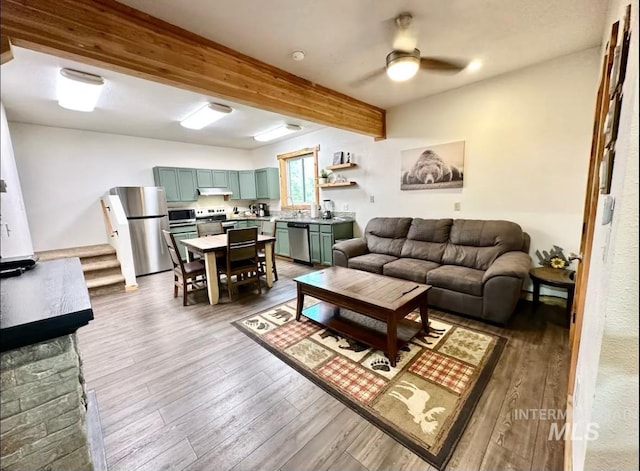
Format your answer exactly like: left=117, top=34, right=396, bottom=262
left=332, top=217, right=532, bottom=324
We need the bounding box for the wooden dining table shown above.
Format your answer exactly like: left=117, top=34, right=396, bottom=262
left=180, top=234, right=277, bottom=305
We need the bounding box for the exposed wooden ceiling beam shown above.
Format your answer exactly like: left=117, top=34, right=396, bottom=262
left=1, top=34, right=13, bottom=64
left=0, top=0, right=386, bottom=138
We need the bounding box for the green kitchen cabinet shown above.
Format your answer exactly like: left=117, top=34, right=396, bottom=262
left=212, top=170, right=228, bottom=188
left=227, top=171, right=241, bottom=200
left=169, top=224, right=198, bottom=261
left=177, top=168, right=198, bottom=201
left=196, top=169, right=213, bottom=188
left=312, top=221, right=354, bottom=266
left=239, top=170, right=257, bottom=199
left=153, top=167, right=197, bottom=202
left=197, top=169, right=230, bottom=189
left=320, top=232, right=334, bottom=266
left=236, top=220, right=248, bottom=228
left=153, top=167, right=180, bottom=202
left=275, top=222, right=289, bottom=257
left=255, top=167, right=280, bottom=199
left=309, top=230, right=321, bottom=264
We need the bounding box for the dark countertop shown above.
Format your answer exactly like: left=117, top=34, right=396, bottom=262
left=232, top=216, right=355, bottom=225
left=0, top=258, right=94, bottom=352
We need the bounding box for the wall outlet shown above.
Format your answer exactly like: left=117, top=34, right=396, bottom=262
left=454, top=202, right=461, bottom=211
left=370, top=195, right=375, bottom=203
left=342, top=203, right=349, bottom=211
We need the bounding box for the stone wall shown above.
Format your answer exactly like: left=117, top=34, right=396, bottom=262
left=0, top=334, right=93, bottom=470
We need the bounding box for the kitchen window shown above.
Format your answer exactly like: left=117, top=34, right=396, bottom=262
left=277, top=146, right=319, bottom=209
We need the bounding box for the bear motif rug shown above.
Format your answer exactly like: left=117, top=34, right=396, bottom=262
left=232, top=298, right=506, bottom=470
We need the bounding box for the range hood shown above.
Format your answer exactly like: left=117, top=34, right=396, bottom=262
left=197, top=187, right=233, bottom=196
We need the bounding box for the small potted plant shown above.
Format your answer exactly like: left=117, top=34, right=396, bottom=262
left=318, top=169, right=330, bottom=184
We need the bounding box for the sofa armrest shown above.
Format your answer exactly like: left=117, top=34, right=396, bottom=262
left=482, top=251, right=531, bottom=283
left=332, top=238, right=369, bottom=267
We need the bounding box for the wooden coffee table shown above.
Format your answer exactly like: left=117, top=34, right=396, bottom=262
left=294, top=266, right=431, bottom=367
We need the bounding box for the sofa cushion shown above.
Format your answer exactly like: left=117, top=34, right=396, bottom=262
left=442, top=220, right=526, bottom=270
left=348, top=253, right=398, bottom=274
left=364, top=217, right=412, bottom=257
left=400, top=218, right=452, bottom=263
left=383, top=258, right=440, bottom=283
left=427, top=265, right=485, bottom=297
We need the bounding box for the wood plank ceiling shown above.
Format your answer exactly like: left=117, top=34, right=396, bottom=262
left=0, top=0, right=386, bottom=139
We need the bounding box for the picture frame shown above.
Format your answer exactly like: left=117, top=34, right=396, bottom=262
left=600, top=147, right=614, bottom=194
left=332, top=151, right=343, bottom=165
left=401, top=141, right=465, bottom=190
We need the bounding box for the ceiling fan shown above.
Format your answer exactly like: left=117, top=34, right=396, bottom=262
left=353, top=12, right=468, bottom=85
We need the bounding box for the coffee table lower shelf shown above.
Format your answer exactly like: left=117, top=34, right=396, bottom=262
left=301, top=302, right=423, bottom=353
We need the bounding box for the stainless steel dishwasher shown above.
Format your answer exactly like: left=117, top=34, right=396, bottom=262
left=287, top=222, right=312, bottom=265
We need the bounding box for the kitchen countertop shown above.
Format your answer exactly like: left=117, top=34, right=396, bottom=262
left=0, top=258, right=94, bottom=352
left=230, top=216, right=355, bottom=225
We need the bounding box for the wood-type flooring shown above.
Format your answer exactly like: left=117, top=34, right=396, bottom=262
left=77, top=260, right=569, bottom=471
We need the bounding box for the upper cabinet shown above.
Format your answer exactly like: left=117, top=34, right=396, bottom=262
left=255, top=168, right=280, bottom=199
left=196, top=169, right=213, bottom=188
left=238, top=171, right=256, bottom=199
left=227, top=171, right=241, bottom=200
left=154, top=166, right=279, bottom=201
left=212, top=170, right=229, bottom=188
left=196, top=169, right=229, bottom=188
left=153, top=167, right=197, bottom=202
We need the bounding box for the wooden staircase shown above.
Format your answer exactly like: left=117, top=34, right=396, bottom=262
left=36, top=244, right=126, bottom=297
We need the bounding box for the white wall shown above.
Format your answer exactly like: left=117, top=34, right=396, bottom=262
left=577, top=0, right=639, bottom=469
left=252, top=48, right=601, bottom=293
left=9, top=124, right=252, bottom=251
left=0, top=102, right=34, bottom=258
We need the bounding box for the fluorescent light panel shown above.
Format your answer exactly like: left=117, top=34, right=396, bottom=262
left=254, top=124, right=302, bottom=142
left=57, top=68, right=104, bottom=112
left=180, top=103, right=233, bottom=129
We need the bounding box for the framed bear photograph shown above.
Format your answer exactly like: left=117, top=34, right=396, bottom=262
left=401, top=141, right=465, bottom=190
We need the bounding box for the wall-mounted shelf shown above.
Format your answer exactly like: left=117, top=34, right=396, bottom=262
left=326, top=163, right=357, bottom=171
left=317, top=181, right=357, bottom=188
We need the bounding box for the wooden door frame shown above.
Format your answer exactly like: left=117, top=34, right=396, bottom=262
left=565, top=5, right=631, bottom=468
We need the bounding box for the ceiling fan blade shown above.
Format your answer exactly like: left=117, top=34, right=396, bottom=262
left=419, top=57, right=468, bottom=72
left=349, top=68, right=386, bottom=87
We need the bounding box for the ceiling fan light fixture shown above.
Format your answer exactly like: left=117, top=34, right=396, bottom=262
left=57, top=68, right=105, bottom=112
left=254, top=123, right=302, bottom=142
left=180, top=103, right=233, bottom=129
left=386, top=50, right=420, bottom=82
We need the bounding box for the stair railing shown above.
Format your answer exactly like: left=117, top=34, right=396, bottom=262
left=100, top=194, right=137, bottom=289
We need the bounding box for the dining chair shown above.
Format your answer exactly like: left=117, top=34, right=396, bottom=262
left=197, top=221, right=224, bottom=237
left=161, top=230, right=207, bottom=306
left=218, top=227, right=261, bottom=300
left=258, top=221, right=278, bottom=282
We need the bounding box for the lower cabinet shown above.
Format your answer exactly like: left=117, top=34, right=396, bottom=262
left=309, top=222, right=353, bottom=266
left=169, top=225, right=198, bottom=261
left=275, top=222, right=289, bottom=257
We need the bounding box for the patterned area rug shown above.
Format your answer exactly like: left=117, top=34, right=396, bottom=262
left=232, top=298, right=506, bottom=470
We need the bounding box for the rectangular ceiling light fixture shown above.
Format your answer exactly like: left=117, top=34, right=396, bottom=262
left=180, top=103, right=233, bottom=129
left=254, top=123, right=302, bottom=142
left=57, top=68, right=105, bottom=112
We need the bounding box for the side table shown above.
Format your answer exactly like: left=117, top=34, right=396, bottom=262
left=529, top=267, right=576, bottom=318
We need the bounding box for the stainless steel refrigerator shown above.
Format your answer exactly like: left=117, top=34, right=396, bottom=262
left=109, top=186, right=172, bottom=276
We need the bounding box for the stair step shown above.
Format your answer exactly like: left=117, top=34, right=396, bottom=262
left=87, top=274, right=126, bottom=297
left=37, top=244, right=115, bottom=262
left=85, top=274, right=125, bottom=290
left=84, top=266, right=123, bottom=281
left=82, top=259, right=121, bottom=272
